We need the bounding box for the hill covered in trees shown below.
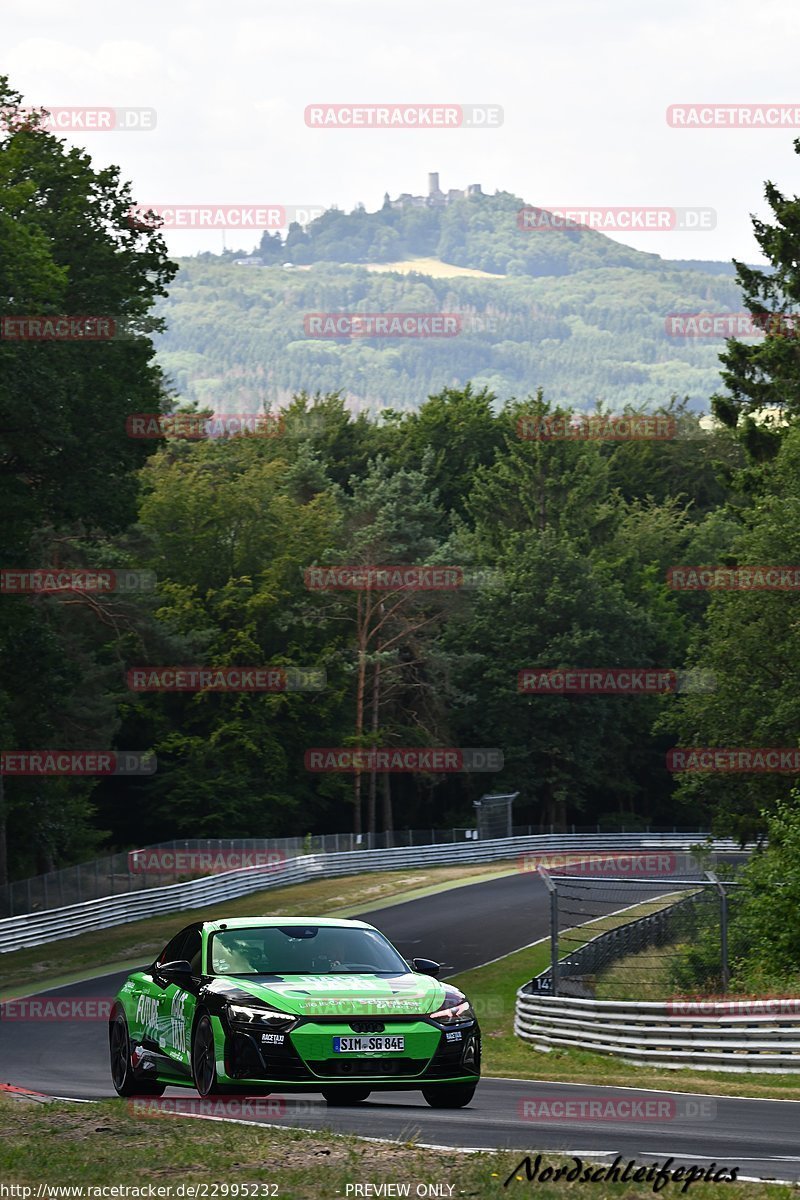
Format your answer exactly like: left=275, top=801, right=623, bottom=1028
left=153, top=190, right=749, bottom=413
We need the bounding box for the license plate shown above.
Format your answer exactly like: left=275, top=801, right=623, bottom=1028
left=333, top=1035, right=405, bottom=1053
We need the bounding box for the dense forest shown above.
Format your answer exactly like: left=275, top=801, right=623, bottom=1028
left=4, top=75, right=800, bottom=890
left=155, top=179, right=751, bottom=414
left=156, top=255, right=739, bottom=413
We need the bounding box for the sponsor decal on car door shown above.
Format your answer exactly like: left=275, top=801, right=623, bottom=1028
left=158, top=983, right=195, bottom=1066
left=133, top=986, right=161, bottom=1043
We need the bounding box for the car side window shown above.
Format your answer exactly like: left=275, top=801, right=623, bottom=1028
left=156, top=927, right=191, bottom=966
left=183, top=928, right=203, bottom=975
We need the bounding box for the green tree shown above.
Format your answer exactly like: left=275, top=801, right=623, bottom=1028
left=711, top=139, right=800, bottom=460
left=130, top=434, right=344, bottom=839
left=305, top=453, right=457, bottom=835
left=666, top=423, right=800, bottom=841
left=392, top=385, right=504, bottom=518
left=0, top=77, right=175, bottom=881
left=448, top=528, right=664, bottom=829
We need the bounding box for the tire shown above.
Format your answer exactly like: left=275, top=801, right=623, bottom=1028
left=109, top=1009, right=165, bottom=1097
left=192, top=1013, right=223, bottom=1097
left=321, top=1087, right=371, bottom=1105
left=421, top=1083, right=476, bottom=1108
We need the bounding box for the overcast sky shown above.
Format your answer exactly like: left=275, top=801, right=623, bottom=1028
left=4, top=0, right=800, bottom=263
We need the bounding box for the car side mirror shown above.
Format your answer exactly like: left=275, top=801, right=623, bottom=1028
left=158, top=959, right=194, bottom=978
left=412, top=957, right=440, bottom=978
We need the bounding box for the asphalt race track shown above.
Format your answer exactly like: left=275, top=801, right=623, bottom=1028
left=3, top=863, right=799, bottom=1182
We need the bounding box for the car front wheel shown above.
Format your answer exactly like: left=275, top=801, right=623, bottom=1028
left=192, top=1014, right=223, bottom=1097
left=421, top=1084, right=476, bottom=1108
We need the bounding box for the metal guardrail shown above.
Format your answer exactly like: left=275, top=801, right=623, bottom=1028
left=514, top=991, right=800, bottom=1073
left=1, top=829, right=477, bottom=919
left=0, top=824, right=705, bottom=919
left=0, top=832, right=731, bottom=954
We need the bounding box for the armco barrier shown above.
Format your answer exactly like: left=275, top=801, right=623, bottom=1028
left=0, top=833, right=731, bottom=953
left=1, top=825, right=702, bottom=918
left=514, top=990, right=800, bottom=1073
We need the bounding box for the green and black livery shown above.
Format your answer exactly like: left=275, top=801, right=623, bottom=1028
left=110, top=916, right=481, bottom=1107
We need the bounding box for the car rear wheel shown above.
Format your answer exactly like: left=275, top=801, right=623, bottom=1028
left=421, top=1083, right=476, bottom=1108
left=321, top=1087, right=371, bottom=1105
left=192, top=1014, right=223, bottom=1097
left=109, top=1009, right=165, bottom=1097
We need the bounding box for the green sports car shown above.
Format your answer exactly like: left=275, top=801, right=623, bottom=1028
left=109, top=916, right=481, bottom=1107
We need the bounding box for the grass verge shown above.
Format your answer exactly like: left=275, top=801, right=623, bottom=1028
left=595, top=944, right=680, bottom=1000
left=0, top=863, right=515, bottom=998
left=0, top=1095, right=791, bottom=1198
left=449, top=894, right=800, bottom=1102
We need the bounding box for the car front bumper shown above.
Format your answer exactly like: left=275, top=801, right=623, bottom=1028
left=220, top=1015, right=481, bottom=1088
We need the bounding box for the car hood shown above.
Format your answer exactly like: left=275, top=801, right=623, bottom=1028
left=205, top=972, right=454, bottom=1017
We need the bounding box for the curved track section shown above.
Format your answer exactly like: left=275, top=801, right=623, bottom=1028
left=4, top=864, right=797, bottom=1181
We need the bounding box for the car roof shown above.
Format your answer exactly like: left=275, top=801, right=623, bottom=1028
left=201, top=916, right=374, bottom=933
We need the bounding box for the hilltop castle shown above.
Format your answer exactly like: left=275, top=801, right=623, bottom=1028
left=383, top=173, right=483, bottom=210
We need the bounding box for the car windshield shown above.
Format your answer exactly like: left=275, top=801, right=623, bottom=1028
left=208, top=925, right=410, bottom=976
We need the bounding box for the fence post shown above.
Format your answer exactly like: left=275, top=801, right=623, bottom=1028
left=706, top=871, right=729, bottom=993
left=539, top=868, right=558, bottom=996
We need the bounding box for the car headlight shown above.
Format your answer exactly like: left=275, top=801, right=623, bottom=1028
left=429, top=991, right=476, bottom=1026
left=226, top=1003, right=297, bottom=1031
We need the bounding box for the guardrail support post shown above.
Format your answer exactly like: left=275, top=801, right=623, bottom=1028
left=538, top=867, right=558, bottom=995
left=706, top=870, right=729, bottom=993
